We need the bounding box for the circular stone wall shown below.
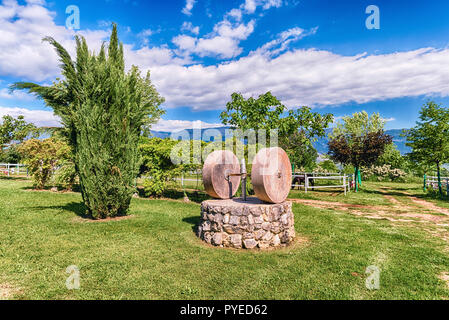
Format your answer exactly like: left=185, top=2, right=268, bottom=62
left=196, top=197, right=295, bottom=249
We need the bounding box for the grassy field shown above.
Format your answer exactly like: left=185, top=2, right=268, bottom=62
left=1, top=177, right=449, bottom=300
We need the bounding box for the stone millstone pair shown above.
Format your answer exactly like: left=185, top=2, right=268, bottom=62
left=202, top=147, right=292, bottom=204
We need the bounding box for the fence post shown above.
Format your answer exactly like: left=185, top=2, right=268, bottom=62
left=423, top=174, right=427, bottom=192
left=446, top=178, right=449, bottom=200
left=305, top=174, right=308, bottom=193
left=343, top=175, right=347, bottom=196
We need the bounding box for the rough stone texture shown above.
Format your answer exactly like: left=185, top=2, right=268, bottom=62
left=197, top=197, right=295, bottom=249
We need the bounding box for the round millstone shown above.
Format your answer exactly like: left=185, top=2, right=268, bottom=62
left=251, top=147, right=292, bottom=204
left=202, top=150, right=241, bottom=199
left=197, top=197, right=295, bottom=250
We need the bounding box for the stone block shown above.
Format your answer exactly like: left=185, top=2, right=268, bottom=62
left=243, top=239, right=257, bottom=249
left=197, top=198, right=295, bottom=250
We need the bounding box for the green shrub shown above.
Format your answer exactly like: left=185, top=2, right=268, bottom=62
left=143, top=169, right=173, bottom=197
left=18, top=138, right=70, bottom=189
left=55, top=161, right=77, bottom=191
left=363, top=165, right=407, bottom=182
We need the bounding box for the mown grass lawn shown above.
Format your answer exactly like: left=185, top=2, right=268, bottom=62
left=0, top=177, right=449, bottom=300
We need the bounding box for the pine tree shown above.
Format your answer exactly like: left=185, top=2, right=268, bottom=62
left=12, top=24, right=164, bottom=218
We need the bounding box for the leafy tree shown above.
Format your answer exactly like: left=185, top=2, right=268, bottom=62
left=281, top=130, right=318, bottom=171
left=0, top=145, right=22, bottom=163
left=18, top=138, right=71, bottom=189
left=220, top=92, right=286, bottom=134
left=375, top=143, right=405, bottom=170
left=12, top=25, right=164, bottom=218
left=330, top=111, right=385, bottom=139
left=139, top=137, right=184, bottom=197
left=0, top=115, right=38, bottom=153
left=328, top=112, right=392, bottom=191
left=220, top=92, right=333, bottom=165
left=406, top=101, right=449, bottom=196
left=317, top=159, right=339, bottom=173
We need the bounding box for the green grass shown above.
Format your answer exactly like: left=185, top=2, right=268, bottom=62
left=0, top=178, right=449, bottom=300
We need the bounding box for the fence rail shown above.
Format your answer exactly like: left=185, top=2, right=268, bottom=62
left=425, top=176, right=449, bottom=195
left=0, top=163, right=28, bottom=176
left=292, top=172, right=354, bottom=195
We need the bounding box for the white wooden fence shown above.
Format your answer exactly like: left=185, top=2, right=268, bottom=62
left=292, top=172, right=354, bottom=195
left=0, top=163, right=28, bottom=176
left=426, top=176, right=449, bottom=193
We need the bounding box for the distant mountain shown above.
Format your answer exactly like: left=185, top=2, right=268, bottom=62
left=313, top=128, right=411, bottom=155
left=150, top=127, right=411, bottom=155
left=149, top=130, right=172, bottom=139
left=151, top=127, right=231, bottom=142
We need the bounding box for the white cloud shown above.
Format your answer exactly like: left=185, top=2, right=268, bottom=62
left=243, top=0, right=282, bottom=14
left=0, top=106, right=222, bottom=132
left=0, top=88, right=35, bottom=101
left=229, top=0, right=283, bottom=18
left=181, top=21, right=199, bottom=35
left=1, top=0, right=449, bottom=119
left=173, top=0, right=284, bottom=59
left=144, top=47, right=449, bottom=111
left=173, top=20, right=256, bottom=59
left=137, top=29, right=153, bottom=46
left=0, top=0, right=109, bottom=82
left=254, top=26, right=318, bottom=56
left=0, top=106, right=60, bottom=127
left=152, top=119, right=223, bottom=132
left=182, top=0, right=196, bottom=16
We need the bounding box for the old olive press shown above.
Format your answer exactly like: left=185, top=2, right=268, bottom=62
left=197, top=147, right=296, bottom=249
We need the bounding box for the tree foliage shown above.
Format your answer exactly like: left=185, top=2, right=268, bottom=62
left=375, top=143, right=405, bottom=170
left=18, top=138, right=71, bottom=189
left=220, top=92, right=333, bottom=168
left=328, top=131, right=393, bottom=168
left=316, top=159, right=339, bottom=173
left=330, top=111, right=386, bottom=139
left=281, top=131, right=318, bottom=171
left=221, top=92, right=333, bottom=138
left=328, top=112, right=392, bottom=190
left=12, top=25, right=164, bottom=218
left=139, top=137, right=186, bottom=197
left=0, top=115, right=38, bottom=151
left=406, top=101, right=449, bottom=195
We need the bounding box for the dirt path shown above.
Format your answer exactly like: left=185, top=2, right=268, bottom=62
left=380, top=187, right=449, bottom=216
left=408, top=197, right=449, bottom=215
left=292, top=187, right=449, bottom=233
left=0, top=283, right=20, bottom=300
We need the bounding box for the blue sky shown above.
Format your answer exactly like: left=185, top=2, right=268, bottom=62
left=1, top=0, right=449, bottom=131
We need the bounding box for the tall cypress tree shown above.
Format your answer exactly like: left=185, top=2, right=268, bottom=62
left=12, top=25, right=165, bottom=219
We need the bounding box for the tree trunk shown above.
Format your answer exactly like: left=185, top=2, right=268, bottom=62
left=354, top=166, right=359, bottom=192
left=437, top=161, right=443, bottom=197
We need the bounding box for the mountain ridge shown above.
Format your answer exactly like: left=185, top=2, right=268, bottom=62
left=150, top=127, right=411, bottom=155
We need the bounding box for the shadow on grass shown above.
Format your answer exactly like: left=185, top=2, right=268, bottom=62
left=137, top=187, right=210, bottom=204
left=20, top=184, right=82, bottom=193
left=29, top=201, right=89, bottom=218
left=0, top=175, right=29, bottom=181
left=182, top=216, right=200, bottom=234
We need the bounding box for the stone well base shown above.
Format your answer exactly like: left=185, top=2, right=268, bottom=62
left=197, top=197, right=295, bottom=249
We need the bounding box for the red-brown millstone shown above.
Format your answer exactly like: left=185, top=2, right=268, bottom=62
left=251, top=147, right=292, bottom=204
left=202, top=150, right=241, bottom=199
